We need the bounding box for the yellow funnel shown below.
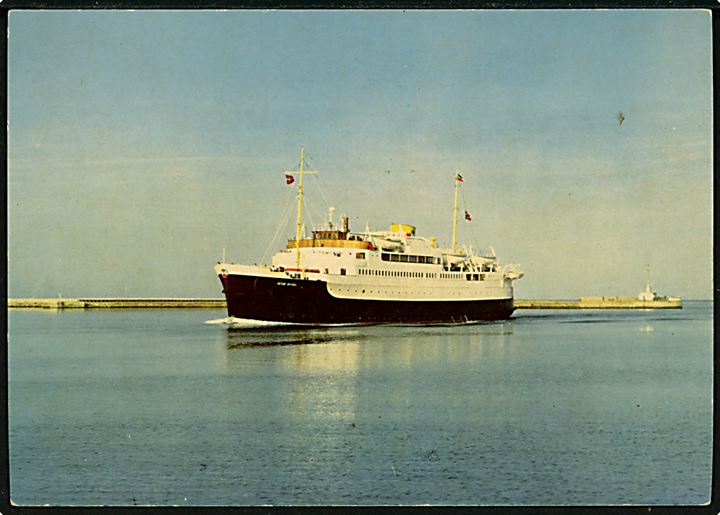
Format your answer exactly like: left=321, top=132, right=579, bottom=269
left=391, top=223, right=416, bottom=236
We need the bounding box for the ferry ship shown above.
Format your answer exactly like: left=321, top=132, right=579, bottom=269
left=214, top=149, right=523, bottom=325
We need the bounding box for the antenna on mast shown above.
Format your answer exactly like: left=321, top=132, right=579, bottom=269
left=452, top=171, right=463, bottom=253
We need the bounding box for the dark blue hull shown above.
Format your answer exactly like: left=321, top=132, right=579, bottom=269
left=219, top=274, right=515, bottom=324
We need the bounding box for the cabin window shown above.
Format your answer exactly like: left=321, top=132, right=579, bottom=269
left=340, top=268, right=346, bottom=276
left=391, top=254, right=399, bottom=262
left=473, top=274, right=479, bottom=281
left=356, top=253, right=366, bottom=259
left=400, top=255, right=409, bottom=263
left=381, top=253, right=390, bottom=261
left=409, top=255, right=418, bottom=263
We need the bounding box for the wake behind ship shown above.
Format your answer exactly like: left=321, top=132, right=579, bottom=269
left=214, top=149, right=523, bottom=325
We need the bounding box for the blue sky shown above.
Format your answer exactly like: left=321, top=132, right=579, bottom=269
left=8, top=9, right=712, bottom=298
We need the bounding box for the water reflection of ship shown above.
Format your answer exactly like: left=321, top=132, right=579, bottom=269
left=223, top=329, right=363, bottom=424
left=224, top=328, right=364, bottom=350
left=220, top=324, right=518, bottom=429
left=222, top=328, right=364, bottom=377
left=222, top=323, right=515, bottom=372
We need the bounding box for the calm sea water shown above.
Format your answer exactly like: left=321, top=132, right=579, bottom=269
left=8, top=301, right=712, bottom=506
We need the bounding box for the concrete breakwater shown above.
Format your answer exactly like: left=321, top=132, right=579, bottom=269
left=8, top=298, right=227, bottom=309
left=514, top=297, right=682, bottom=309
left=9, top=296, right=681, bottom=310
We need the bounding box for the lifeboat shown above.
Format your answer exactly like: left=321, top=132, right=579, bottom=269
left=374, top=237, right=404, bottom=251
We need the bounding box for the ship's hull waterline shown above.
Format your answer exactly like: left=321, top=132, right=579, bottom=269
left=220, top=273, right=515, bottom=325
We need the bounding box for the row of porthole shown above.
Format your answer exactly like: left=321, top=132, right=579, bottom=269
left=336, top=289, right=490, bottom=296
left=360, top=269, right=466, bottom=279
left=439, top=273, right=465, bottom=280
left=359, top=270, right=467, bottom=280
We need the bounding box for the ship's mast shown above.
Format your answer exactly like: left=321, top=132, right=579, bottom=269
left=452, top=171, right=461, bottom=253
left=295, top=148, right=306, bottom=265
left=285, top=147, right=319, bottom=275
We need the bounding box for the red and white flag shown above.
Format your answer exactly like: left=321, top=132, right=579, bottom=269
left=465, top=210, right=472, bottom=221
left=456, top=173, right=464, bottom=182
left=284, top=173, right=295, bottom=185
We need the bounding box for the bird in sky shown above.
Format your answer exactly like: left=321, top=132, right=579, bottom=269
left=617, top=112, right=625, bottom=126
